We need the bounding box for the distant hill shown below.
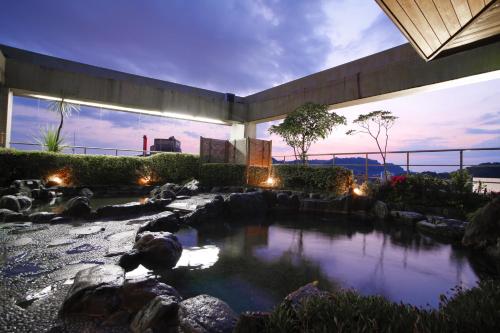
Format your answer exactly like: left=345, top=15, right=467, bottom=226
left=467, top=163, right=500, bottom=178
left=272, top=157, right=405, bottom=176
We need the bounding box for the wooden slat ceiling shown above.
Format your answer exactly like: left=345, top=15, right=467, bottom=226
left=376, top=0, right=500, bottom=60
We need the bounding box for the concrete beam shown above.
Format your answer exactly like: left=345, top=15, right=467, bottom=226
left=0, top=87, right=13, bottom=148
left=244, top=41, right=500, bottom=122
left=0, top=44, right=246, bottom=124
left=230, top=122, right=257, bottom=140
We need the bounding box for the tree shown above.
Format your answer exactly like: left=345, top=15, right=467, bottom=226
left=269, top=102, right=346, bottom=164
left=346, top=110, right=397, bottom=181
left=47, top=99, right=80, bottom=146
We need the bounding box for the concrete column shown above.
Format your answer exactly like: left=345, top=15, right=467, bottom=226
left=230, top=122, right=257, bottom=140
left=0, top=87, right=13, bottom=148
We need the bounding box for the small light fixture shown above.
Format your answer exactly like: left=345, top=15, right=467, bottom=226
left=265, top=177, right=275, bottom=186
left=138, top=176, right=151, bottom=186
left=47, top=175, right=63, bottom=186
left=353, top=187, right=364, bottom=196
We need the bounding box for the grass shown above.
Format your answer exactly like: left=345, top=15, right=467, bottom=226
left=264, top=280, right=500, bottom=333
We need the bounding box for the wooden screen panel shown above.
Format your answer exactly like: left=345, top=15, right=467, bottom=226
left=247, top=138, right=272, bottom=168
left=200, top=137, right=231, bottom=163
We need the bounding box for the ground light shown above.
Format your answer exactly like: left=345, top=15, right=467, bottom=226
left=47, top=175, right=63, bottom=186
left=353, top=187, right=364, bottom=196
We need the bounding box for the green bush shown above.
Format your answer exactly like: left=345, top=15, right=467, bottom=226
left=0, top=149, right=199, bottom=186
left=274, top=165, right=353, bottom=195
left=265, top=280, right=500, bottom=333
left=199, top=163, right=247, bottom=187
left=199, top=164, right=353, bottom=195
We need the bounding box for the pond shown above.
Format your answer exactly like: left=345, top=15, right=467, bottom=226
left=132, top=214, right=496, bottom=313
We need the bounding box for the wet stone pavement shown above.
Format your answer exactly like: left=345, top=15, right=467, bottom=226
left=0, top=217, right=142, bottom=332
left=0, top=194, right=220, bottom=332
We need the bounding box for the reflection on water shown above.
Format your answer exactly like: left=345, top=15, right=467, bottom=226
left=176, top=246, right=220, bottom=270
left=156, top=215, right=496, bottom=313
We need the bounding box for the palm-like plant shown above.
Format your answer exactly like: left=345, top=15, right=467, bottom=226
left=36, top=125, right=65, bottom=152
left=47, top=99, right=80, bottom=145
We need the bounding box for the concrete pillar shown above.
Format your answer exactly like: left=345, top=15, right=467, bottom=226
left=230, top=122, right=257, bottom=140
left=0, top=87, right=13, bottom=148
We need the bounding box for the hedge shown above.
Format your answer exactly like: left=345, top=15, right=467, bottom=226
left=0, top=149, right=200, bottom=186
left=0, top=150, right=353, bottom=194
left=199, top=163, right=353, bottom=195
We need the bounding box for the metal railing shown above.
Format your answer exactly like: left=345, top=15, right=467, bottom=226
left=8, top=141, right=184, bottom=156
left=272, top=147, right=500, bottom=187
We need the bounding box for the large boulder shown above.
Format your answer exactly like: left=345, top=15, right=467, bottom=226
left=177, top=179, right=200, bottom=196
left=179, top=295, right=238, bottom=333
left=151, top=183, right=180, bottom=200
left=31, top=188, right=56, bottom=200
left=417, top=217, right=467, bottom=241
left=130, top=295, right=180, bottom=333
left=137, top=211, right=180, bottom=234
left=60, top=265, right=125, bottom=319
left=120, top=231, right=182, bottom=271
left=226, top=192, right=268, bottom=217
left=60, top=265, right=181, bottom=328
left=63, top=196, right=91, bottom=218
left=0, top=195, right=21, bottom=212
left=182, top=195, right=226, bottom=226
left=463, top=197, right=500, bottom=249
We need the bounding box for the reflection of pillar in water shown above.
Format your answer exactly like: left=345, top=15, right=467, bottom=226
left=244, top=225, right=269, bottom=255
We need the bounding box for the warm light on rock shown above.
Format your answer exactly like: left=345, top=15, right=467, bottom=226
left=47, top=175, right=63, bottom=186
left=138, top=176, right=151, bottom=186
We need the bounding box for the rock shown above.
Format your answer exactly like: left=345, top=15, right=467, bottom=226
left=463, top=197, right=500, bottom=248
left=0, top=208, right=27, bottom=222
left=177, top=179, right=200, bottom=196
left=284, top=282, right=329, bottom=311
left=179, top=295, right=238, bottom=333
left=60, top=265, right=125, bottom=318
left=31, top=188, right=56, bottom=200
left=371, top=201, right=389, bottom=219
left=16, top=195, right=33, bottom=211
left=390, top=211, right=426, bottom=226
left=227, top=192, right=268, bottom=217
left=234, top=311, right=270, bottom=333
left=130, top=295, right=180, bottom=333
left=119, top=277, right=182, bottom=314
left=137, top=211, right=180, bottom=234
left=63, top=196, right=91, bottom=218
left=182, top=196, right=226, bottom=226
left=0, top=195, right=21, bottom=212
left=96, top=202, right=146, bottom=218
left=151, top=183, right=180, bottom=199
left=417, top=217, right=467, bottom=241
left=50, top=216, right=73, bottom=224
left=121, top=231, right=182, bottom=270
left=79, top=188, right=94, bottom=199
left=60, top=264, right=181, bottom=327
left=119, top=251, right=142, bottom=271
left=29, top=212, right=57, bottom=223
left=12, top=179, right=43, bottom=190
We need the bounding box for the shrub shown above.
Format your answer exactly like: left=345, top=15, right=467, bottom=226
left=199, top=163, right=247, bottom=187
left=0, top=149, right=199, bottom=186
left=199, top=164, right=353, bottom=195
left=265, top=280, right=500, bottom=333
left=274, top=165, right=353, bottom=195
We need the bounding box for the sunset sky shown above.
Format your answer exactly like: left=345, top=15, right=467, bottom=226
left=1, top=0, right=498, bottom=170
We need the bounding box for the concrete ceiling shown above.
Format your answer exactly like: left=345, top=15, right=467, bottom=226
left=376, top=0, right=500, bottom=60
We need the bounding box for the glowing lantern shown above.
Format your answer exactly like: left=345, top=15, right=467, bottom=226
left=47, top=175, right=63, bottom=186
left=265, top=177, right=275, bottom=186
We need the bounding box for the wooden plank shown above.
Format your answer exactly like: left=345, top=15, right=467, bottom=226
left=434, top=0, right=462, bottom=33
left=451, top=0, right=473, bottom=26
left=384, top=0, right=435, bottom=55
left=397, top=0, right=442, bottom=49
left=416, top=0, right=451, bottom=42
left=468, top=0, right=485, bottom=16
